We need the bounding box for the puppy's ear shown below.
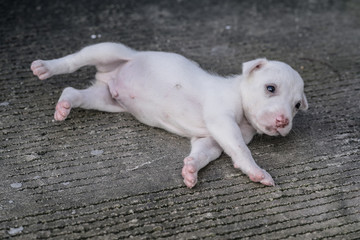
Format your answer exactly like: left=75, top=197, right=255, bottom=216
left=242, top=58, right=268, bottom=78
left=300, top=93, right=309, bottom=111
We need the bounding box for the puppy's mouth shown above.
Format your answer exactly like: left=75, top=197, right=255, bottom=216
left=252, top=124, right=279, bottom=136
left=264, top=125, right=290, bottom=137
left=263, top=126, right=276, bottom=135
left=245, top=112, right=291, bottom=137
left=265, top=126, right=284, bottom=136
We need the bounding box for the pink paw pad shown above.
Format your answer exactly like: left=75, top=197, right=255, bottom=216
left=182, top=157, right=198, bottom=188
left=54, top=100, right=71, bottom=121
left=249, top=171, right=265, bottom=182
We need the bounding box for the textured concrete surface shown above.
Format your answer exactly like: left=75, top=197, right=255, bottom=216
left=1, top=0, right=359, bottom=239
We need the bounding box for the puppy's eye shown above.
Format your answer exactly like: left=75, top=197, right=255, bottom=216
left=266, top=85, right=276, bottom=93
left=295, top=102, right=301, bottom=110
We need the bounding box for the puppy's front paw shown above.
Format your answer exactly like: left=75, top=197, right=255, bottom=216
left=181, top=157, right=198, bottom=188
left=31, top=60, right=53, bottom=80
left=248, top=168, right=275, bottom=186
left=54, top=100, right=71, bottom=121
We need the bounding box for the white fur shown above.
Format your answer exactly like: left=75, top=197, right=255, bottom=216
left=31, top=42, right=308, bottom=188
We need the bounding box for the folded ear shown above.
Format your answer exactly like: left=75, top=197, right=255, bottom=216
left=242, top=58, right=268, bottom=78
left=301, top=93, right=309, bottom=111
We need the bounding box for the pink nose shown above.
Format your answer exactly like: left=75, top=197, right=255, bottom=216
left=276, top=115, right=289, bottom=128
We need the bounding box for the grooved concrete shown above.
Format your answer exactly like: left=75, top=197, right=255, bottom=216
left=1, top=0, right=359, bottom=239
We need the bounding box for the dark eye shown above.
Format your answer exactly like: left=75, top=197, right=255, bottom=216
left=295, top=102, right=301, bottom=109
left=266, top=85, right=276, bottom=93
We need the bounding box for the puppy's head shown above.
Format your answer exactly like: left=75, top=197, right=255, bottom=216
left=241, top=58, right=308, bottom=136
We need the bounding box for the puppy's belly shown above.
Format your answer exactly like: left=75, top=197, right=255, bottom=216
left=111, top=82, right=208, bottom=137
left=147, top=114, right=209, bottom=138
left=122, top=95, right=209, bottom=137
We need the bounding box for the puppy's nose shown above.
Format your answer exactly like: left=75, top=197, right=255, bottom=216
left=276, top=115, right=289, bottom=128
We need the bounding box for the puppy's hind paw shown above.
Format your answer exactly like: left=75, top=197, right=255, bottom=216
left=181, top=157, right=198, bottom=188
left=31, top=60, right=53, bottom=80
left=54, top=100, right=71, bottom=121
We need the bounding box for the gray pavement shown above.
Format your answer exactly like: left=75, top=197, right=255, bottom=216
left=1, top=0, right=359, bottom=239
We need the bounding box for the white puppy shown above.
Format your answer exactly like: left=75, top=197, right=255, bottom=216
left=31, top=42, right=308, bottom=188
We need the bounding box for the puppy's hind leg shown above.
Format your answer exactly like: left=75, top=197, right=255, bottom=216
left=55, top=81, right=124, bottom=121
left=31, top=42, right=136, bottom=80
left=182, top=137, right=223, bottom=188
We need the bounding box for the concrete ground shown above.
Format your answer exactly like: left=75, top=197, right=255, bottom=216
left=1, top=0, right=359, bottom=239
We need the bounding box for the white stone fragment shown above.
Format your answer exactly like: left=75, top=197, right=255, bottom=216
left=91, top=149, right=104, bottom=156
left=0, top=101, right=9, bottom=106
left=8, top=226, right=24, bottom=235
left=10, top=183, right=22, bottom=189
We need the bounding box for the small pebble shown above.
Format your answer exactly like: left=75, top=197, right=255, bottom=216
left=11, top=183, right=22, bottom=189
left=0, top=101, right=9, bottom=106
left=91, top=34, right=102, bottom=39
left=8, top=226, right=24, bottom=235
left=91, top=150, right=104, bottom=156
